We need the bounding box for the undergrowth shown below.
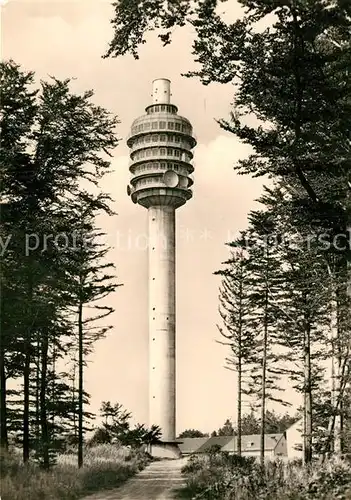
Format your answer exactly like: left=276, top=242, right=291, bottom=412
left=0, top=444, right=150, bottom=500
left=178, top=451, right=351, bottom=500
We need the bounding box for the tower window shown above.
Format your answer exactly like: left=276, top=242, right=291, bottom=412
left=151, top=122, right=158, bottom=129
left=161, top=105, right=166, bottom=111
left=168, top=135, right=174, bottom=141
left=160, top=148, right=166, bottom=155
left=154, top=105, right=160, bottom=112
left=160, top=134, right=166, bottom=141
left=175, top=136, right=180, bottom=142
left=175, top=123, right=181, bottom=131
left=167, top=122, right=174, bottom=129
left=159, top=121, right=166, bottom=128
left=174, top=150, right=180, bottom=157
left=161, top=162, right=166, bottom=168
left=144, top=123, right=150, bottom=130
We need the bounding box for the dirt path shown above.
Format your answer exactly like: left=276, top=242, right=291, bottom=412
left=82, top=458, right=188, bottom=500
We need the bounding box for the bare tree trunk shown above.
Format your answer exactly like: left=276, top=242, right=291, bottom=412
left=78, top=301, right=84, bottom=468
left=326, top=258, right=349, bottom=457
left=40, top=327, right=49, bottom=469
left=334, top=316, right=343, bottom=456
left=330, top=287, right=340, bottom=455
left=322, top=349, right=350, bottom=462
left=35, top=332, right=41, bottom=446
left=72, top=360, right=77, bottom=441
left=303, top=320, right=312, bottom=464
left=0, top=340, right=8, bottom=449
left=260, top=289, right=269, bottom=468
left=51, top=335, right=56, bottom=429
left=336, top=275, right=349, bottom=455
left=237, top=355, right=242, bottom=456
left=23, top=336, right=31, bottom=462
left=237, top=277, right=243, bottom=457
left=23, top=273, right=33, bottom=463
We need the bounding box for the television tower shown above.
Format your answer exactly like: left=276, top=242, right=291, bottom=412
left=127, top=79, right=196, bottom=457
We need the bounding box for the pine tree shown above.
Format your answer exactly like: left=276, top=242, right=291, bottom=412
left=60, top=195, right=120, bottom=467
left=243, top=212, right=288, bottom=467
left=0, top=60, right=119, bottom=465
left=215, top=245, right=256, bottom=455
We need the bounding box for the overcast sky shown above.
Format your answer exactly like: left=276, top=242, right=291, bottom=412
left=2, top=0, right=299, bottom=433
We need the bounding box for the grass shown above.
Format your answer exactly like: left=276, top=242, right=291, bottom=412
left=0, top=444, right=150, bottom=500
left=177, top=452, right=351, bottom=499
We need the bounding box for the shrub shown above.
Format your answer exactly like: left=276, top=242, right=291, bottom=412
left=0, top=444, right=150, bottom=500
left=179, top=452, right=351, bottom=500
left=79, top=462, right=134, bottom=494
left=307, top=459, right=351, bottom=500
left=88, top=427, right=112, bottom=446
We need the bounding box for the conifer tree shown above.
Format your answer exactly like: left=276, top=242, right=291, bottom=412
left=215, top=246, right=256, bottom=455
left=0, top=60, right=119, bottom=465
left=59, top=194, right=120, bottom=467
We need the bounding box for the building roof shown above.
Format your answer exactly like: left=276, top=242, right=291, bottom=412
left=196, top=436, right=233, bottom=453
left=221, top=434, right=284, bottom=453
left=178, top=433, right=285, bottom=455
left=178, top=437, right=209, bottom=454
left=179, top=436, right=233, bottom=454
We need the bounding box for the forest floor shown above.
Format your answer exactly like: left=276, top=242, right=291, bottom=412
left=80, top=458, right=188, bottom=500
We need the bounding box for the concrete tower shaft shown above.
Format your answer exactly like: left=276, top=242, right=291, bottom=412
left=127, top=80, right=196, bottom=455
left=149, top=206, right=176, bottom=441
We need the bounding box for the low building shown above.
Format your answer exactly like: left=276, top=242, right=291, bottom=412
left=178, top=433, right=287, bottom=458
left=222, top=434, right=287, bottom=458
left=285, top=418, right=303, bottom=460
left=196, top=436, right=233, bottom=453
left=178, top=437, right=209, bottom=455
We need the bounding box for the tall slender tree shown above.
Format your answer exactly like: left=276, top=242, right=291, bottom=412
left=0, top=60, right=120, bottom=465
left=215, top=246, right=256, bottom=455
left=60, top=194, right=121, bottom=467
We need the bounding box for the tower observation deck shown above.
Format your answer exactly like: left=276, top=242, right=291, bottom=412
left=126, top=79, right=196, bottom=457
left=127, top=78, right=196, bottom=208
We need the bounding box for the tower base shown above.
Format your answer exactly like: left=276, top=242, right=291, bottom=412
left=149, top=440, right=182, bottom=459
